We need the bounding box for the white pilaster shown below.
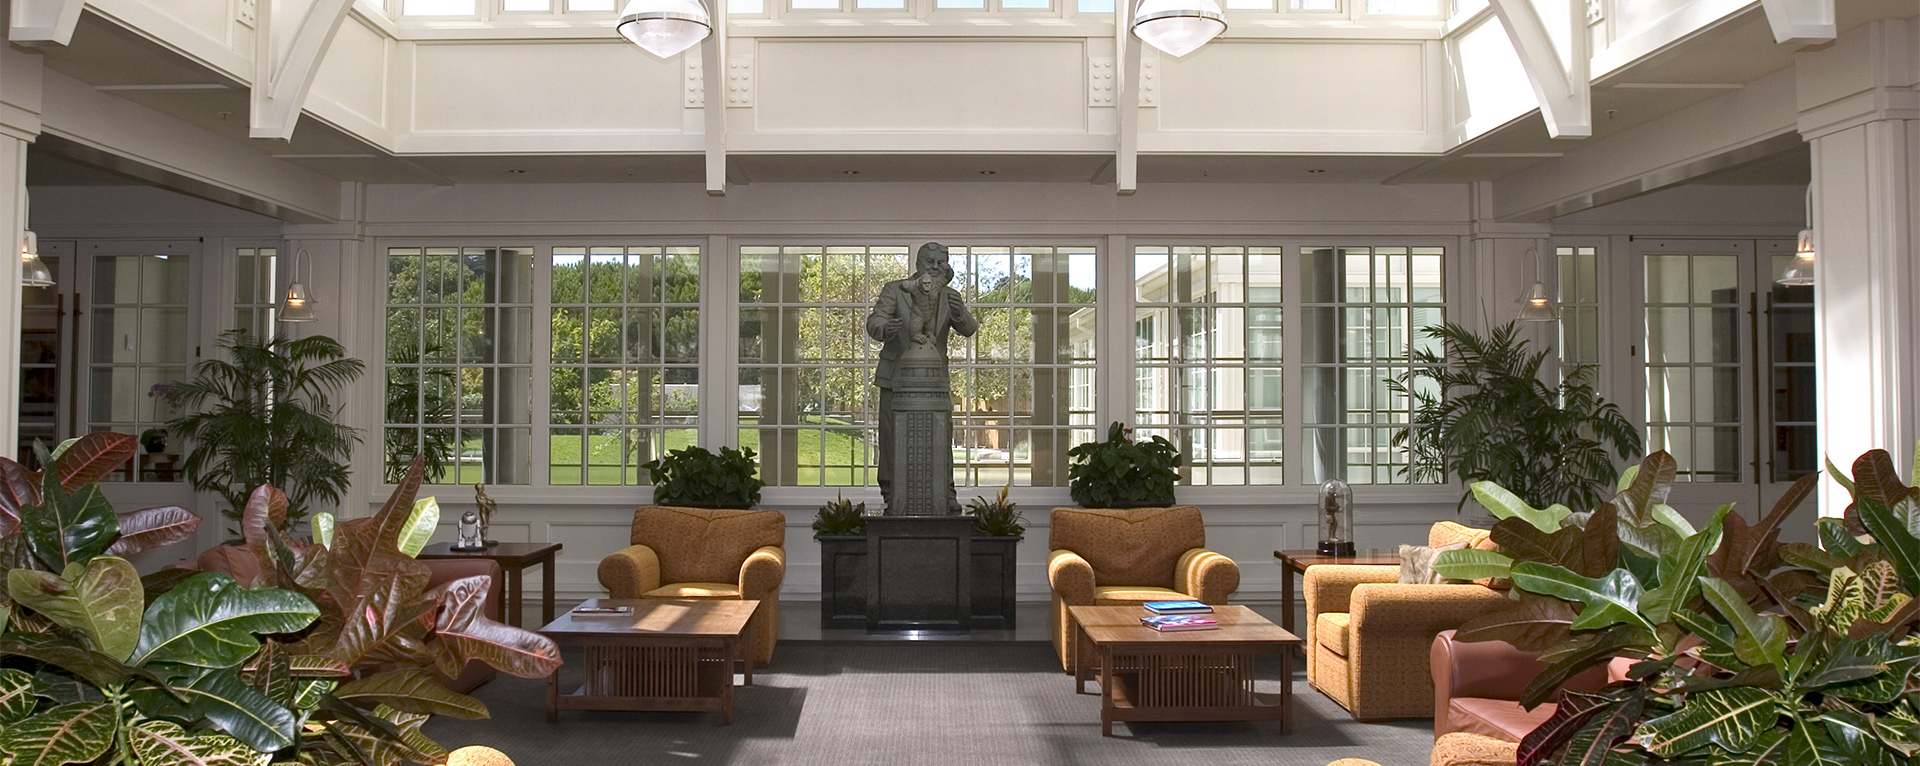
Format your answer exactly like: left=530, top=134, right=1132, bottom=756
left=1799, top=18, right=1920, bottom=512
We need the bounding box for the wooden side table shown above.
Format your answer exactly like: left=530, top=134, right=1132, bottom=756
left=419, top=541, right=563, bottom=628
left=1271, top=549, right=1400, bottom=633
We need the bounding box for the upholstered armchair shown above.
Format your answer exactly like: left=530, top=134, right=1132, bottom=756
left=597, top=506, right=787, bottom=666
left=1305, top=521, right=1509, bottom=720
left=1046, top=506, right=1240, bottom=673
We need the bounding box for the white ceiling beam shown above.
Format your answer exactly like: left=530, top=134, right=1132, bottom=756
left=704, top=0, right=727, bottom=197
left=9, top=0, right=86, bottom=47
left=250, top=0, right=358, bottom=141
left=1115, top=0, right=1137, bottom=196
left=1487, top=0, right=1589, bottom=139
left=1757, top=0, right=1834, bottom=46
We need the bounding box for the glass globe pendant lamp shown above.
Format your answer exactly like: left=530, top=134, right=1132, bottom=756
left=1131, top=0, right=1226, bottom=58
left=1778, top=229, right=1815, bottom=286
left=20, top=231, right=52, bottom=289
left=617, top=0, right=711, bottom=59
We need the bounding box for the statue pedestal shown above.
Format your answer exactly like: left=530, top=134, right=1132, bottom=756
left=816, top=531, right=1021, bottom=631
left=864, top=516, right=974, bottom=631
left=886, top=348, right=954, bottom=516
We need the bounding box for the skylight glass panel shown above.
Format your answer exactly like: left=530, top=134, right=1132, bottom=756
left=1291, top=0, right=1337, bottom=9
left=1078, top=0, right=1113, bottom=11
left=1226, top=0, right=1273, bottom=10
left=503, top=0, right=549, bottom=10
left=790, top=0, right=837, bottom=10
left=402, top=0, right=475, bottom=14
left=1366, top=0, right=1436, bottom=13
left=568, top=0, right=615, bottom=10
left=1002, top=0, right=1050, bottom=8
left=936, top=0, right=987, bottom=8
left=857, top=0, right=905, bottom=8
left=729, top=0, right=765, bottom=11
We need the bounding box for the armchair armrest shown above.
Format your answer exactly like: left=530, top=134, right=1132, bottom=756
left=1174, top=548, right=1239, bottom=604
left=738, top=545, right=786, bottom=601
left=1432, top=630, right=1544, bottom=703
left=1047, top=549, right=1096, bottom=605
left=597, top=544, right=661, bottom=598
left=1303, top=564, right=1399, bottom=624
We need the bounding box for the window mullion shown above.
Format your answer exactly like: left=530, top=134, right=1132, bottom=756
left=530, top=244, right=553, bottom=489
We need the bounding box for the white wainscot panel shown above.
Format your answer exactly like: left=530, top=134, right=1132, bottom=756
left=411, top=42, right=684, bottom=134
left=310, top=16, right=389, bottom=130
left=1156, top=41, right=1428, bottom=134
left=752, top=40, right=1087, bottom=134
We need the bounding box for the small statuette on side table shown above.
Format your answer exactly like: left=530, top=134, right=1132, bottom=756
left=474, top=483, right=499, bottom=547
left=452, top=510, right=486, bottom=551
left=1317, top=479, right=1355, bottom=557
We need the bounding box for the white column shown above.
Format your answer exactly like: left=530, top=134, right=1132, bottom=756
left=1799, top=18, right=1920, bottom=512
left=0, top=39, right=45, bottom=460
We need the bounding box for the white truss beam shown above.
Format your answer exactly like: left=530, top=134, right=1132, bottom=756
left=1757, top=0, right=1834, bottom=46
left=250, top=0, right=358, bottom=141
left=1487, top=0, right=1590, bottom=139
left=9, top=0, right=86, bottom=47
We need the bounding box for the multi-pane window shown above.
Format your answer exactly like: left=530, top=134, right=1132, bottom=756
left=1133, top=246, right=1285, bottom=485
left=739, top=244, right=1095, bottom=488
left=1557, top=245, right=1599, bottom=369
left=1643, top=252, right=1740, bottom=483
left=89, top=253, right=192, bottom=482
left=232, top=247, right=278, bottom=337
left=384, top=247, right=535, bottom=485
left=1300, top=246, right=1444, bottom=485
left=1767, top=254, right=1815, bottom=483
left=547, top=246, right=701, bottom=485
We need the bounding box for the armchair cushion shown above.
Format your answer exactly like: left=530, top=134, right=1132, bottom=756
left=643, top=583, right=741, bottom=599
left=628, top=506, right=785, bottom=584
left=1092, top=586, right=1185, bottom=603
left=1048, top=506, right=1205, bottom=590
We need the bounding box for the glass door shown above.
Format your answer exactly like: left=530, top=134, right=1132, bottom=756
left=1638, top=238, right=1814, bottom=521
left=75, top=240, right=200, bottom=483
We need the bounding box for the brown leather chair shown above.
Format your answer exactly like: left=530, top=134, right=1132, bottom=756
left=597, top=506, right=787, bottom=666
left=190, top=545, right=505, bottom=693
left=1431, top=629, right=1624, bottom=743
left=1045, top=506, right=1240, bottom=673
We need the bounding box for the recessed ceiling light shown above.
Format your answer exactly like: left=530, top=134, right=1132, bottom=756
left=1306, top=169, right=1326, bottom=174
left=507, top=169, right=528, bottom=175
left=980, top=170, right=996, bottom=175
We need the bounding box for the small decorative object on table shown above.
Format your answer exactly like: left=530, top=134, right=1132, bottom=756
left=138, top=427, right=168, bottom=454
left=452, top=509, right=486, bottom=551
left=474, top=482, right=499, bottom=547
left=1139, top=614, right=1219, bottom=632
left=1317, top=478, right=1355, bottom=556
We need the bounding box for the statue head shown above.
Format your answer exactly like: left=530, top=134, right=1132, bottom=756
left=915, top=243, right=952, bottom=285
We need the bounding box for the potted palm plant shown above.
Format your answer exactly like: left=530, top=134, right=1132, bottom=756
left=166, top=330, right=364, bottom=533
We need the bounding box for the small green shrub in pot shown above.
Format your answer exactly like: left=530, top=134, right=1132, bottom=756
left=965, top=486, right=1025, bottom=537
left=1066, top=422, right=1183, bottom=509
left=812, top=495, right=867, bottom=536
left=642, top=445, right=764, bottom=509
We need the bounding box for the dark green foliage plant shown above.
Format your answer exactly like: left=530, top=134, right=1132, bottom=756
left=643, top=445, right=764, bottom=509
left=1066, top=422, right=1183, bottom=509
left=1434, top=450, right=1920, bottom=766
left=1391, top=321, right=1642, bottom=513
left=965, top=486, right=1025, bottom=537
left=811, top=495, right=866, bottom=536
left=167, top=330, right=364, bottom=530
left=383, top=345, right=456, bottom=484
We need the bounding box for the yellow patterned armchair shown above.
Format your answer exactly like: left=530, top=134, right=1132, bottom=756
left=1046, top=506, right=1240, bottom=672
left=597, top=506, right=787, bottom=666
left=1305, top=521, right=1510, bottom=720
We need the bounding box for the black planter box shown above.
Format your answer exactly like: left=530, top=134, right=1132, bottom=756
left=817, top=529, right=1021, bottom=631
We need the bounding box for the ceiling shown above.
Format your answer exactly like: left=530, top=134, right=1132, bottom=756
left=22, top=1, right=1896, bottom=210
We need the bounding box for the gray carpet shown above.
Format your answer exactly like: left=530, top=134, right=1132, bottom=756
left=425, top=642, right=1433, bottom=766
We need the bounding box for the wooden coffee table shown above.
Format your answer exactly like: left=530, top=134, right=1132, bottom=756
left=539, top=598, right=758, bottom=724
left=1069, top=605, right=1301, bottom=736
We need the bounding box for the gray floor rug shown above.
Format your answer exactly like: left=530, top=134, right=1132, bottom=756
left=425, top=642, right=1434, bottom=766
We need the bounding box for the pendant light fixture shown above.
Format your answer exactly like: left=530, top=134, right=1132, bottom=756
left=279, top=248, right=317, bottom=323
left=616, top=0, right=711, bottom=59
left=20, top=230, right=52, bottom=289
left=1131, top=0, right=1227, bottom=58
left=1778, top=187, right=1815, bottom=286
left=1517, top=247, right=1557, bottom=323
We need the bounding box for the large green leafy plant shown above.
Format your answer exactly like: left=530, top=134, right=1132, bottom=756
left=1066, top=422, right=1183, bottom=509
left=167, top=330, right=365, bottom=530
left=232, top=456, right=564, bottom=765
left=0, top=432, right=321, bottom=765
left=1391, top=321, right=1642, bottom=513
left=642, top=445, right=763, bottom=509
left=1436, top=450, right=1920, bottom=765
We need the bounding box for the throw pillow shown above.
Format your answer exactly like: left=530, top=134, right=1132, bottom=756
left=1398, top=541, right=1469, bottom=584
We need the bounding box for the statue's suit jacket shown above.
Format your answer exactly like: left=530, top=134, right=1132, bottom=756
left=866, top=278, right=978, bottom=388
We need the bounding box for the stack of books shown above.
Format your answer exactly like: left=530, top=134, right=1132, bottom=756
left=1140, top=614, right=1219, bottom=632
left=1143, top=600, right=1213, bottom=615
left=570, top=605, right=634, bottom=617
